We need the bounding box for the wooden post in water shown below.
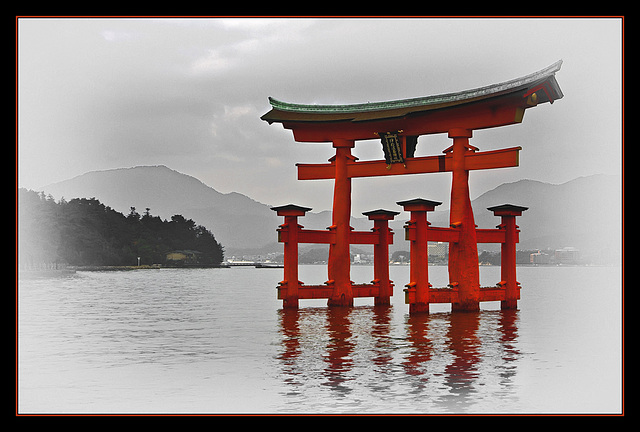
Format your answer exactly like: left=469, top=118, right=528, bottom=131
left=272, top=204, right=311, bottom=309
left=398, top=198, right=441, bottom=314
left=488, top=204, right=528, bottom=310
left=363, top=209, right=399, bottom=306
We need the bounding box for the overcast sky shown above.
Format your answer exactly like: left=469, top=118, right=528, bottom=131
left=17, top=17, right=622, bottom=214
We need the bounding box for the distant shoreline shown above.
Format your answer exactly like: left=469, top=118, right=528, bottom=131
left=74, top=264, right=230, bottom=271
left=19, top=264, right=228, bottom=275
left=19, top=261, right=618, bottom=279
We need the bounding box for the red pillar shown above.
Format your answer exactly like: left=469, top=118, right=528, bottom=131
left=398, top=198, right=441, bottom=314
left=363, top=209, right=399, bottom=306
left=447, top=128, right=480, bottom=312
left=488, top=204, right=528, bottom=310
left=272, top=204, right=312, bottom=309
left=328, top=139, right=355, bottom=307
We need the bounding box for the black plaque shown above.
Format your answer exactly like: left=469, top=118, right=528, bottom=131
left=379, top=131, right=404, bottom=165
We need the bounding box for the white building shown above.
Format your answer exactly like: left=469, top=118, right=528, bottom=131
left=554, top=247, right=580, bottom=264
left=530, top=250, right=551, bottom=264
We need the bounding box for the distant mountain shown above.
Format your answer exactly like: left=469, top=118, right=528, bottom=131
left=415, top=174, right=622, bottom=263
left=40, top=165, right=279, bottom=252
left=38, top=166, right=621, bottom=263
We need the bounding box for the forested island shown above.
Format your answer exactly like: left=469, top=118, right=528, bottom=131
left=18, top=188, right=224, bottom=268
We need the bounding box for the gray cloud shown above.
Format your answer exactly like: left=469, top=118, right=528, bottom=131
left=18, top=17, right=622, bottom=213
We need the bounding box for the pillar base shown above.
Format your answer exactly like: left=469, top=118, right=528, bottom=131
left=282, top=297, right=299, bottom=309
left=327, top=294, right=354, bottom=307
left=374, top=297, right=391, bottom=306
left=452, top=301, right=480, bottom=312
left=409, top=302, right=430, bottom=314
left=501, top=300, right=518, bottom=310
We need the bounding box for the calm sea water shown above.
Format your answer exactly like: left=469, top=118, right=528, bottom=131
left=18, top=264, right=622, bottom=414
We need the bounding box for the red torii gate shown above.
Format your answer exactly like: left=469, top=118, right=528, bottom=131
left=262, top=61, right=563, bottom=313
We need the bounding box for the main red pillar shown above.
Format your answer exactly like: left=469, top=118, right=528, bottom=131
left=447, top=128, right=480, bottom=312
left=328, top=139, right=355, bottom=307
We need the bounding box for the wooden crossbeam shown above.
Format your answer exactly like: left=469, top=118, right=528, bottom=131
left=279, top=283, right=382, bottom=300
left=278, top=228, right=389, bottom=245
left=426, top=286, right=518, bottom=303
left=298, top=146, right=521, bottom=180
left=281, top=226, right=513, bottom=244
left=427, top=226, right=460, bottom=243
left=280, top=284, right=516, bottom=302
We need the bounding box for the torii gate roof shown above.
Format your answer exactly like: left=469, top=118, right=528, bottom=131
left=261, top=61, right=563, bottom=139
left=262, top=61, right=562, bottom=123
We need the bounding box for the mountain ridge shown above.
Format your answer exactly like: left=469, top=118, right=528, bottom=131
left=36, top=165, right=621, bottom=262
left=39, top=165, right=277, bottom=251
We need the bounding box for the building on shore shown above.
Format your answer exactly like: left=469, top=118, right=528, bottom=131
left=529, top=247, right=580, bottom=265
left=554, top=247, right=580, bottom=264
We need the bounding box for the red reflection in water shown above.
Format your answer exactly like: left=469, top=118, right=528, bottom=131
left=323, top=307, right=354, bottom=393
left=276, top=307, right=519, bottom=411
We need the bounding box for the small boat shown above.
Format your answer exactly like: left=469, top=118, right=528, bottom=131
left=254, top=263, right=284, bottom=269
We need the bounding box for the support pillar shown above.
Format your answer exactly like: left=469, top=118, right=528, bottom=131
left=363, top=209, right=400, bottom=306
left=271, top=204, right=312, bottom=309
left=447, top=128, right=480, bottom=312
left=328, top=139, right=355, bottom=307
left=398, top=198, right=442, bottom=314
left=488, top=204, right=528, bottom=309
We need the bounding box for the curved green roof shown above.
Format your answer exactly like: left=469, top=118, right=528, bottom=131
left=261, top=60, right=563, bottom=124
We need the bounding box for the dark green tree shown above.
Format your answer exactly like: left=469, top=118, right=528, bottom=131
left=18, top=189, right=225, bottom=267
